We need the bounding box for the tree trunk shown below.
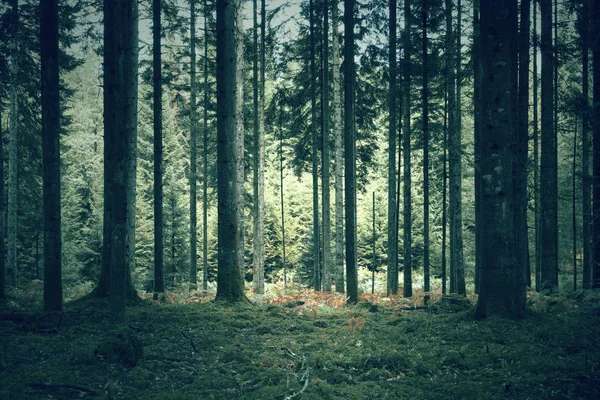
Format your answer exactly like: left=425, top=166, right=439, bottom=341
left=41, top=0, right=63, bottom=312
left=592, top=0, right=600, bottom=288
left=573, top=119, right=578, bottom=291
left=322, top=0, right=332, bottom=292
left=310, top=0, right=321, bottom=291
left=540, top=0, right=558, bottom=291
left=445, top=0, right=456, bottom=294
left=450, top=0, right=465, bottom=295
left=332, top=0, right=344, bottom=293
left=0, top=109, right=4, bottom=300
left=104, top=0, right=139, bottom=317
left=442, top=74, right=448, bottom=295
left=280, top=104, right=287, bottom=287
left=344, top=0, right=358, bottom=303
left=517, top=0, right=531, bottom=290
left=202, top=0, right=209, bottom=290
left=153, top=0, right=164, bottom=294
left=580, top=0, right=591, bottom=290
left=387, top=0, right=398, bottom=296
left=533, top=0, right=540, bottom=291
left=473, top=0, right=482, bottom=294
left=189, top=0, right=198, bottom=286
left=216, top=0, right=244, bottom=302
left=402, top=0, right=412, bottom=299
left=7, top=0, right=18, bottom=288
left=422, top=0, right=429, bottom=303
left=236, top=0, right=246, bottom=280
left=474, top=0, right=525, bottom=320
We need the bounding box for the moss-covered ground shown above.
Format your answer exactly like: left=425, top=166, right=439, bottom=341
left=1, top=287, right=600, bottom=399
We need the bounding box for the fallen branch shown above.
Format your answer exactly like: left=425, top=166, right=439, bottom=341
left=285, top=367, right=309, bottom=400
left=27, top=382, right=99, bottom=396
left=180, top=330, right=197, bottom=354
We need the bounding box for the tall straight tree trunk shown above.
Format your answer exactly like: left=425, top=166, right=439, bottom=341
left=445, top=0, right=456, bottom=293
left=189, top=0, right=198, bottom=286
left=153, top=0, right=164, bottom=294
left=402, top=0, right=412, bottom=298
left=592, top=0, right=600, bottom=289
left=442, top=76, right=448, bottom=295
left=41, top=0, right=62, bottom=312
left=450, top=0, right=465, bottom=295
left=344, top=0, right=358, bottom=303
left=553, top=0, right=559, bottom=286
left=252, top=0, right=265, bottom=294
left=540, top=0, right=558, bottom=291
left=310, top=0, right=321, bottom=291
left=533, top=0, right=540, bottom=291
left=474, top=0, right=525, bottom=320
left=422, top=0, right=430, bottom=302
left=332, top=0, right=344, bottom=293
left=473, top=0, right=482, bottom=294
left=573, top=119, right=578, bottom=291
left=280, top=104, right=287, bottom=287
left=105, top=0, right=139, bottom=316
left=0, top=110, right=4, bottom=300
left=7, top=0, right=18, bottom=287
left=387, top=0, right=398, bottom=296
left=236, top=0, right=246, bottom=279
left=202, top=0, right=209, bottom=290
left=580, top=0, right=591, bottom=289
left=517, top=0, right=531, bottom=290
left=322, top=0, right=332, bottom=292
left=216, top=0, right=244, bottom=302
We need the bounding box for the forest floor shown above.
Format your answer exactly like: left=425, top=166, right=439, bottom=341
left=1, top=285, right=600, bottom=400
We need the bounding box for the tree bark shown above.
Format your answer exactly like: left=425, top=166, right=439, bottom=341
left=252, top=0, right=265, bottom=294
left=310, top=0, right=321, bottom=291
left=344, top=0, right=358, bottom=303
left=216, top=0, right=244, bottom=302
left=450, top=0, right=465, bottom=295
left=0, top=109, right=4, bottom=300
left=236, top=0, right=246, bottom=280
left=445, top=0, right=456, bottom=294
left=104, top=0, right=139, bottom=317
left=202, top=0, right=209, bottom=290
left=153, top=0, right=164, bottom=294
left=533, top=0, right=540, bottom=291
left=332, top=0, right=344, bottom=293
left=517, top=0, right=531, bottom=290
left=7, top=0, right=18, bottom=288
left=41, top=0, right=63, bottom=312
left=387, top=0, right=398, bottom=296
left=580, top=0, right=591, bottom=289
left=422, top=0, right=429, bottom=302
left=189, top=0, right=198, bottom=286
left=540, top=0, right=558, bottom=291
left=592, top=0, right=600, bottom=288
left=473, top=0, right=482, bottom=294
left=474, top=0, right=525, bottom=320
left=322, top=0, right=332, bottom=292
left=402, top=0, right=412, bottom=298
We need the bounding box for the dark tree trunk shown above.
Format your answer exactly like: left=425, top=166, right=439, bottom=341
left=344, top=0, right=358, bottom=303
left=322, top=0, right=332, bottom=292
left=216, top=0, right=244, bottom=302
left=422, top=0, right=430, bottom=302
left=202, top=0, right=209, bottom=290
left=442, top=75, right=448, bottom=295
left=387, top=0, right=398, bottom=296
left=153, top=0, right=164, bottom=294
left=533, top=0, right=540, bottom=291
left=104, top=0, right=139, bottom=317
left=0, top=109, right=4, bottom=300
left=474, top=0, right=525, bottom=320
left=7, top=0, right=18, bottom=288
left=540, top=0, right=558, bottom=291
left=403, top=0, right=412, bottom=298
left=580, top=0, right=591, bottom=289
left=445, top=0, right=456, bottom=294
left=473, top=0, right=482, bottom=294
left=189, top=0, right=198, bottom=286
left=573, top=119, right=578, bottom=291
left=41, top=0, right=63, bottom=312
left=592, top=0, right=600, bottom=288
left=517, top=0, right=531, bottom=290
left=310, top=0, right=321, bottom=291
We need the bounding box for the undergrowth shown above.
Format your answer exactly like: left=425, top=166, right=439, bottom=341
left=1, top=287, right=599, bottom=399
